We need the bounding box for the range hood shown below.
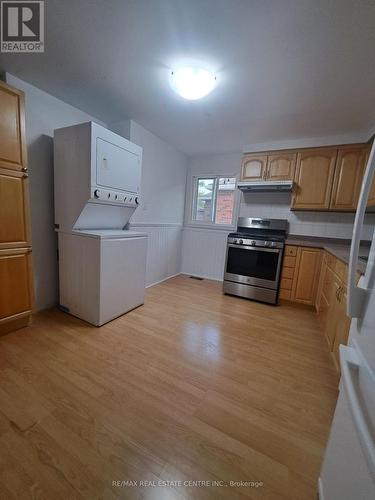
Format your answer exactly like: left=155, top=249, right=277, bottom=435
left=237, top=180, right=294, bottom=192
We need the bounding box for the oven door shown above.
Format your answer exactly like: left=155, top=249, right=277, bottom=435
left=224, top=243, right=283, bottom=289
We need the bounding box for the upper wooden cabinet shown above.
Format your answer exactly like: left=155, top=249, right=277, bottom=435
left=240, top=152, right=296, bottom=181
left=0, top=80, right=27, bottom=171
left=241, top=154, right=268, bottom=181
left=240, top=142, right=373, bottom=211
left=292, top=149, right=337, bottom=210
left=330, top=146, right=370, bottom=211
left=0, top=168, right=31, bottom=249
left=266, top=153, right=296, bottom=181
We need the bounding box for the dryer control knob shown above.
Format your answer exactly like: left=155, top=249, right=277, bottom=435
left=94, top=189, right=100, bottom=198
left=135, top=197, right=139, bottom=205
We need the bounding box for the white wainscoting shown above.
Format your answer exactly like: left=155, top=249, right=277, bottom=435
left=129, top=223, right=183, bottom=287
left=181, top=227, right=229, bottom=281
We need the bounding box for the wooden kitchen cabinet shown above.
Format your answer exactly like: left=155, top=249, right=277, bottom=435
left=0, top=80, right=27, bottom=171
left=331, top=286, right=351, bottom=370
left=292, top=149, right=337, bottom=210
left=279, top=245, right=321, bottom=305
left=330, top=146, right=370, bottom=211
left=0, top=167, right=31, bottom=249
left=291, top=247, right=322, bottom=305
left=367, top=175, right=375, bottom=208
left=266, top=152, right=296, bottom=181
left=315, top=251, right=352, bottom=372
left=0, top=80, right=33, bottom=335
left=0, top=249, right=33, bottom=324
left=240, top=154, right=268, bottom=181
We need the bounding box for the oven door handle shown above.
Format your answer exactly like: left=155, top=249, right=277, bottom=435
left=227, top=244, right=281, bottom=253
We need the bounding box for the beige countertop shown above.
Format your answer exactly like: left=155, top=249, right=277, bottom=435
left=285, top=235, right=371, bottom=274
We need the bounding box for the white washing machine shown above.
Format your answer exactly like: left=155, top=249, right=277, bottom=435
left=54, top=122, right=147, bottom=326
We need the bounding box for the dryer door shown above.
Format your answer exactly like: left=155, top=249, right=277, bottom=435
left=96, top=137, right=140, bottom=194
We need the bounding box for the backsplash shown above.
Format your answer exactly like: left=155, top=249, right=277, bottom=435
left=239, top=192, right=375, bottom=240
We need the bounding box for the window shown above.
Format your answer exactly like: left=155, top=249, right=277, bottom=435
left=191, top=176, right=236, bottom=226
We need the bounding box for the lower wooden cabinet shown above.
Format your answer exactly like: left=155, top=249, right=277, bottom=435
left=0, top=248, right=33, bottom=334
left=280, top=245, right=353, bottom=373
left=280, top=246, right=321, bottom=305
left=331, top=286, right=351, bottom=369
left=292, top=247, right=322, bottom=305
left=316, top=251, right=352, bottom=372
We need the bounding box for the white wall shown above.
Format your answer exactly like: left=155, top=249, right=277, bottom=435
left=181, top=152, right=241, bottom=280
left=6, top=74, right=106, bottom=311
left=181, top=151, right=375, bottom=281
left=126, top=121, right=188, bottom=286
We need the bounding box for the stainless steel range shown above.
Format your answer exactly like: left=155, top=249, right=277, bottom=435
left=223, top=217, right=288, bottom=304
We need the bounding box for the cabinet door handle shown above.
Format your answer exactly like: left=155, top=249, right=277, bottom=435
left=23, top=173, right=29, bottom=178
left=21, top=167, right=28, bottom=172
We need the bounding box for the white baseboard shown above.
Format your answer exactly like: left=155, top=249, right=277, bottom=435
left=180, top=272, right=223, bottom=283
left=146, top=272, right=181, bottom=288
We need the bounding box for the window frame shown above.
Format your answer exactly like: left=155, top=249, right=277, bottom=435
left=187, top=173, right=239, bottom=230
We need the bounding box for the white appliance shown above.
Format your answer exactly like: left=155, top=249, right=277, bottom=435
left=319, top=141, right=375, bottom=499
left=54, top=122, right=147, bottom=326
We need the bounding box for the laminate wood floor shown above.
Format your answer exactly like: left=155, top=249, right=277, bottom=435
left=0, top=275, right=339, bottom=500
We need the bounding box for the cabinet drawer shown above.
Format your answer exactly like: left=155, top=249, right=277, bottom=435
left=284, top=245, right=297, bottom=256
left=281, top=267, right=294, bottom=279
left=279, top=289, right=291, bottom=300
left=283, top=256, right=296, bottom=268
left=280, top=278, right=293, bottom=290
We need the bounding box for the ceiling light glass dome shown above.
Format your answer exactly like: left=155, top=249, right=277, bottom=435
left=170, top=67, right=216, bottom=100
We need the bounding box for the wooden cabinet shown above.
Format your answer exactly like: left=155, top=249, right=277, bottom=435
left=279, top=245, right=297, bottom=301
left=368, top=175, right=375, bottom=208
left=292, top=149, right=337, bottom=210
left=330, top=146, right=370, bottom=211
left=0, top=249, right=33, bottom=321
left=279, top=245, right=321, bottom=305
left=266, top=153, right=296, bottom=181
left=240, top=142, right=372, bottom=211
left=331, top=286, right=351, bottom=369
left=315, top=252, right=351, bottom=373
left=0, top=80, right=33, bottom=335
left=241, top=154, right=268, bottom=181
left=291, top=247, right=322, bottom=305
left=240, top=152, right=296, bottom=181
left=0, top=81, right=27, bottom=171
left=0, top=168, right=31, bottom=249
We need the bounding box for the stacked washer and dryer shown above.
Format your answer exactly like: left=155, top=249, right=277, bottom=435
left=54, top=121, right=147, bottom=326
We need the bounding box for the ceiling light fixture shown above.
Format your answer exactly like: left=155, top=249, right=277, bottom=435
left=170, top=67, right=216, bottom=100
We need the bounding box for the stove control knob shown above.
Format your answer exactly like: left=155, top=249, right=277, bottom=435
left=238, top=239, right=243, bottom=245
left=270, top=242, right=277, bottom=248
left=251, top=240, right=256, bottom=246
left=264, top=241, right=270, bottom=247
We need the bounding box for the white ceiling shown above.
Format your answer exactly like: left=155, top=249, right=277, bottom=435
left=1, top=0, right=375, bottom=155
